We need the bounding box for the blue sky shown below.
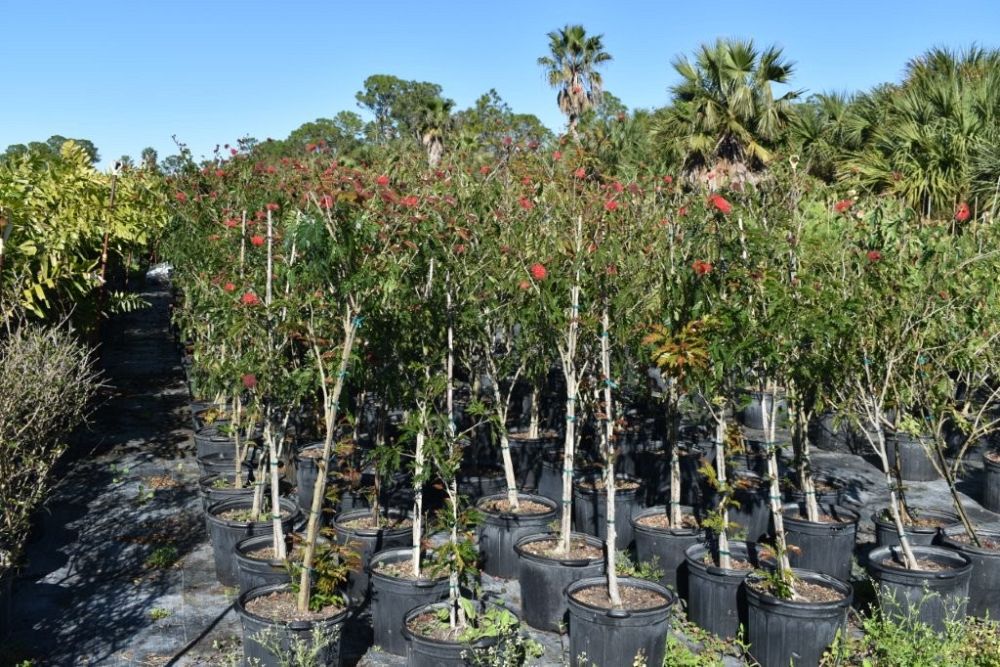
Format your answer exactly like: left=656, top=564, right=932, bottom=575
left=2, top=0, right=998, bottom=167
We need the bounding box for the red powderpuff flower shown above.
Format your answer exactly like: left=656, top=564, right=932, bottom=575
left=518, top=280, right=531, bottom=291
left=250, top=234, right=265, bottom=247
left=866, top=250, right=882, bottom=262
left=692, top=260, right=713, bottom=276
left=242, top=373, right=257, bottom=389
left=230, top=148, right=238, bottom=156
left=530, top=263, right=547, bottom=280
left=401, top=195, right=419, bottom=208
left=610, top=181, right=624, bottom=193
left=215, top=169, right=225, bottom=178
left=266, top=165, right=277, bottom=174
left=319, top=194, right=334, bottom=209
left=521, top=177, right=532, bottom=186
left=709, top=194, right=732, bottom=215
left=454, top=243, right=467, bottom=255
left=502, top=136, right=513, bottom=146
left=265, top=202, right=280, bottom=212
left=678, top=206, right=689, bottom=217
left=223, top=282, right=236, bottom=292
left=306, top=143, right=317, bottom=152
left=224, top=219, right=239, bottom=228
left=574, top=167, right=586, bottom=179
left=955, top=202, right=971, bottom=222
left=241, top=292, right=261, bottom=306
left=663, top=175, right=673, bottom=185
left=376, top=174, right=390, bottom=187
left=479, top=165, right=491, bottom=175
left=834, top=199, right=853, bottom=214
left=552, top=150, right=562, bottom=161
left=174, top=191, right=188, bottom=203
left=518, top=197, right=534, bottom=211
left=604, top=200, right=619, bottom=212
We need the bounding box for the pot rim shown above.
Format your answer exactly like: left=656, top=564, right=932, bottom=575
left=564, top=575, right=676, bottom=617
left=368, top=547, right=450, bottom=585
left=867, top=544, right=973, bottom=579
left=684, top=541, right=756, bottom=578
left=332, top=508, right=412, bottom=537
left=206, top=497, right=299, bottom=528
left=236, top=582, right=350, bottom=628
left=400, top=599, right=513, bottom=648
left=476, top=492, right=558, bottom=520
left=744, top=568, right=853, bottom=609
left=939, top=527, right=1000, bottom=557
left=870, top=508, right=959, bottom=532
left=630, top=505, right=702, bottom=536
left=513, top=531, right=605, bottom=567
left=782, top=503, right=860, bottom=526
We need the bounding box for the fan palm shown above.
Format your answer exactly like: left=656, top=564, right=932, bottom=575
left=656, top=38, right=800, bottom=185
left=419, top=97, right=454, bottom=168
left=537, top=24, right=612, bottom=137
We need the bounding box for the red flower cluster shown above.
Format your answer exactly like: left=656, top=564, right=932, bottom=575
left=319, top=194, right=334, bottom=209
left=223, top=282, right=236, bottom=292
left=175, top=191, right=188, bottom=203
left=242, top=373, right=257, bottom=389
left=265, top=202, right=280, bottom=212
left=866, top=250, right=882, bottom=262
left=692, top=260, right=713, bottom=276
left=224, top=219, right=239, bottom=228
left=604, top=200, right=619, bottom=212
left=610, top=181, right=624, bottom=193
left=575, top=167, right=586, bottom=179
left=250, top=235, right=265, bottom=247
left=241, top=292, right=261, bottom=306
left=518, top=279, right=531, bottom=290
left=502, top=136, right=513, bottom=147
left=518, top=197, right=534, bottom=211
left=834, top=199, right=853, bottom=213
left=376, top=174, right=390, bottom=187
left=401, top=195, right=419, bottom=208
left=709, top=194, right=732, bottom=215
left=530, top=263, right=547, bottom=280
left=552, top=150, right=562, bottom=161
left=215, top=169, right=225, bottom=178
left=663, top=175, right=673, bottom=185
left=479, top=165, right=491, bottom=175
left=956, top=202, right=971, bottom=222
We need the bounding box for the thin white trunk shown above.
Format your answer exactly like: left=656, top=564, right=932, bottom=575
left=528, top=386, right=541, bottom=439
left=265, top=411, right=286, bottom=560
left=715, top=417, right=732, bottom=569
left=668, top=386, right=682, bottom=527
left=412, top=425, right=425, bottom=577
left=601, top=307, right=622, bottom=607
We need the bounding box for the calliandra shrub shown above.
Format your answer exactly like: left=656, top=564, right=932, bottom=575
left=0, top=325, right=100, bottom=576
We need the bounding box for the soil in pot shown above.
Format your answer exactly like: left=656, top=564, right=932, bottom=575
left=744, top=569, right=852, bottom=667
left=515, top=532, right=605, bottom=632
left=331, top=509, right=412, bottom=606
left=572, top=476, right=644, bottom=551
left=566, top=576, right=675, bottom=667
left=205, top=498, right=301, bottom=587
left=867, top=545, right=972, bottom=631
left=783, top=503, right=859, bottom=582
left=198, top=473, right=259, bottom=513
left=684, top=541, right=757, bottom=639
left=233, top=533, right=329, bottom=595
left=402, top=600, right=515, bottom=667
left=939, top=527, right=1000, bottom=619
left=631, top=506, right=703, bottom=595
left=369, top=548, right=450, bottom=656
left=873, top=508, right=959, bottom=547
left=476, top=493, right=558, bottom=579
left=236, top=583, right=349, bottom=667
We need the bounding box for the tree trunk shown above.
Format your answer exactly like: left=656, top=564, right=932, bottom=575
left=600, top=307, right=622, bottom=607
left=715, top=417, right=732, bottom=570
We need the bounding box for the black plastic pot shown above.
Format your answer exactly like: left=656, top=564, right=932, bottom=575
left=205, top=498, right=301, bottom=587
left=458, top=466, right=507, bottom=503
left=782, top=476, right=843, bottom=506
left=685, top=541, right=755, bottom=639
left=369, top=548, right=450, bottom=656
left=572, top=475, right=644, bottom=551
left=235, top=582, right=349, bottom=667
left=729, top=471, right=771, bottom=545
left=873, top=508, right=959, bottom=548
left=198, top=452, right=253, bottom=479
left=868, top=545, right=972, bottom=631
left=536, top=458, right=564, bottom=506
left=233, top=534, right=292, bottom=595
left=886, top=432, right=940, bottom=481
left=744, top=569, right=852, bottom=667
left=515, top=532, right=605, bottom=632
left=507, top=434, right=559, bottom=491
left=982, top=452, right=1000, bottom=513
left=191, top=403, right=229, bottom=431
left=401, top=600, right=513, bottom=666
left=738, top=390, right=787, bottom=430
left=0, top=570, right=11, bottom=640
left=198, top=473, right=259, bottom=512
left=808, top=411, right=851, bottom=452
left=783, top=504, right=859, bottom=582
left=295, top=443, right=328, bottom=514
left=939, top=527, right=1000, bottom=619
left=566, top=576, right=675, bottom=667
left=631, top=506, right=704, bottom=595
left=476, top=493, right=558, bottom=578
left=331, top=509, right=412, bottom=605
left=194, top=425, right=237, bottom=459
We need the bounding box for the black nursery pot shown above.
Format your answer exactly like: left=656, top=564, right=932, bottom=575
left=233, top=534, right=292, bottom=595
left=729, top=471, right=771, bottom=545
left=198, top=452, right=254, bottom=479
left=536, top=457, right=564, bottom=506
left=458, top=465, right=507, bottom=503
left=194, top=425, right=238, bottom=459
left=873, top=508, right=959, bottom=548
left=236, top=583, right=349, bottom=667
left=684, top=541, right=756, bottom=640
left=631, top=506, right=704, bottom=595
left=939, top=527, right=1000, bottom=620
left=982, top=452, right=1000, bottom=513
left=198, top=473, right=259, bottom=513
left=782, top=504, right=859, bottom=583
left=886, top=432, right=940, bottom=481
left=515, top=532, right=605, bottom=632
left=867, top=545, right=972, bottom=631
left=744, top=569, right=853, bottom=667
left=572, top=475, right=644, bottom=551
left=507, top=433, right=559, bottom=491
left=476, top=493, right=559, bottom=578
left=401, top=600, right=514, bottom=667
left=369, top=548, right=450, bottom=656
left=205, top=498, right=301, bottom=587
left=295, top=443, right=327, bottom=514
left=331, top=509, right=412, bottom=605
left=566, top=576, right=676, bottom=667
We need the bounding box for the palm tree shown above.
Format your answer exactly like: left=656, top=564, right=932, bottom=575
left=537, top=24, right=612, bottom=138
left=419, top=97, right=454, bottom=168
left=656, top=38, right=800, bottom=185
left=788, top=92, right=854, bottom=183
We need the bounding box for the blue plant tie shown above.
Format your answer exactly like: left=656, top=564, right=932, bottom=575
left=352, top=316, right=365, bottom=328
left=718, top=549, right=731, bottom=556
left=338, top=370, right=349, bottom=377
left=566, top=415, right=576, bottom=422
left=604, top=379, right=618, bottom=388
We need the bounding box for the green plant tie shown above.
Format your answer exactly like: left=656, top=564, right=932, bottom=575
left=804, top=490, right=816, bottom=495
left=769, top=495, right=782, bottom=501
left=566, top=415, right=576, bottom=422
left=562, top=499, right=572, bottom=505
left=270, top=513, right=282, bottom=520
left=338, top=370, right=349, bottom=378
left=718, top=549, right=731, bottom=556
left=603, top=379, right=617, bottom=388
